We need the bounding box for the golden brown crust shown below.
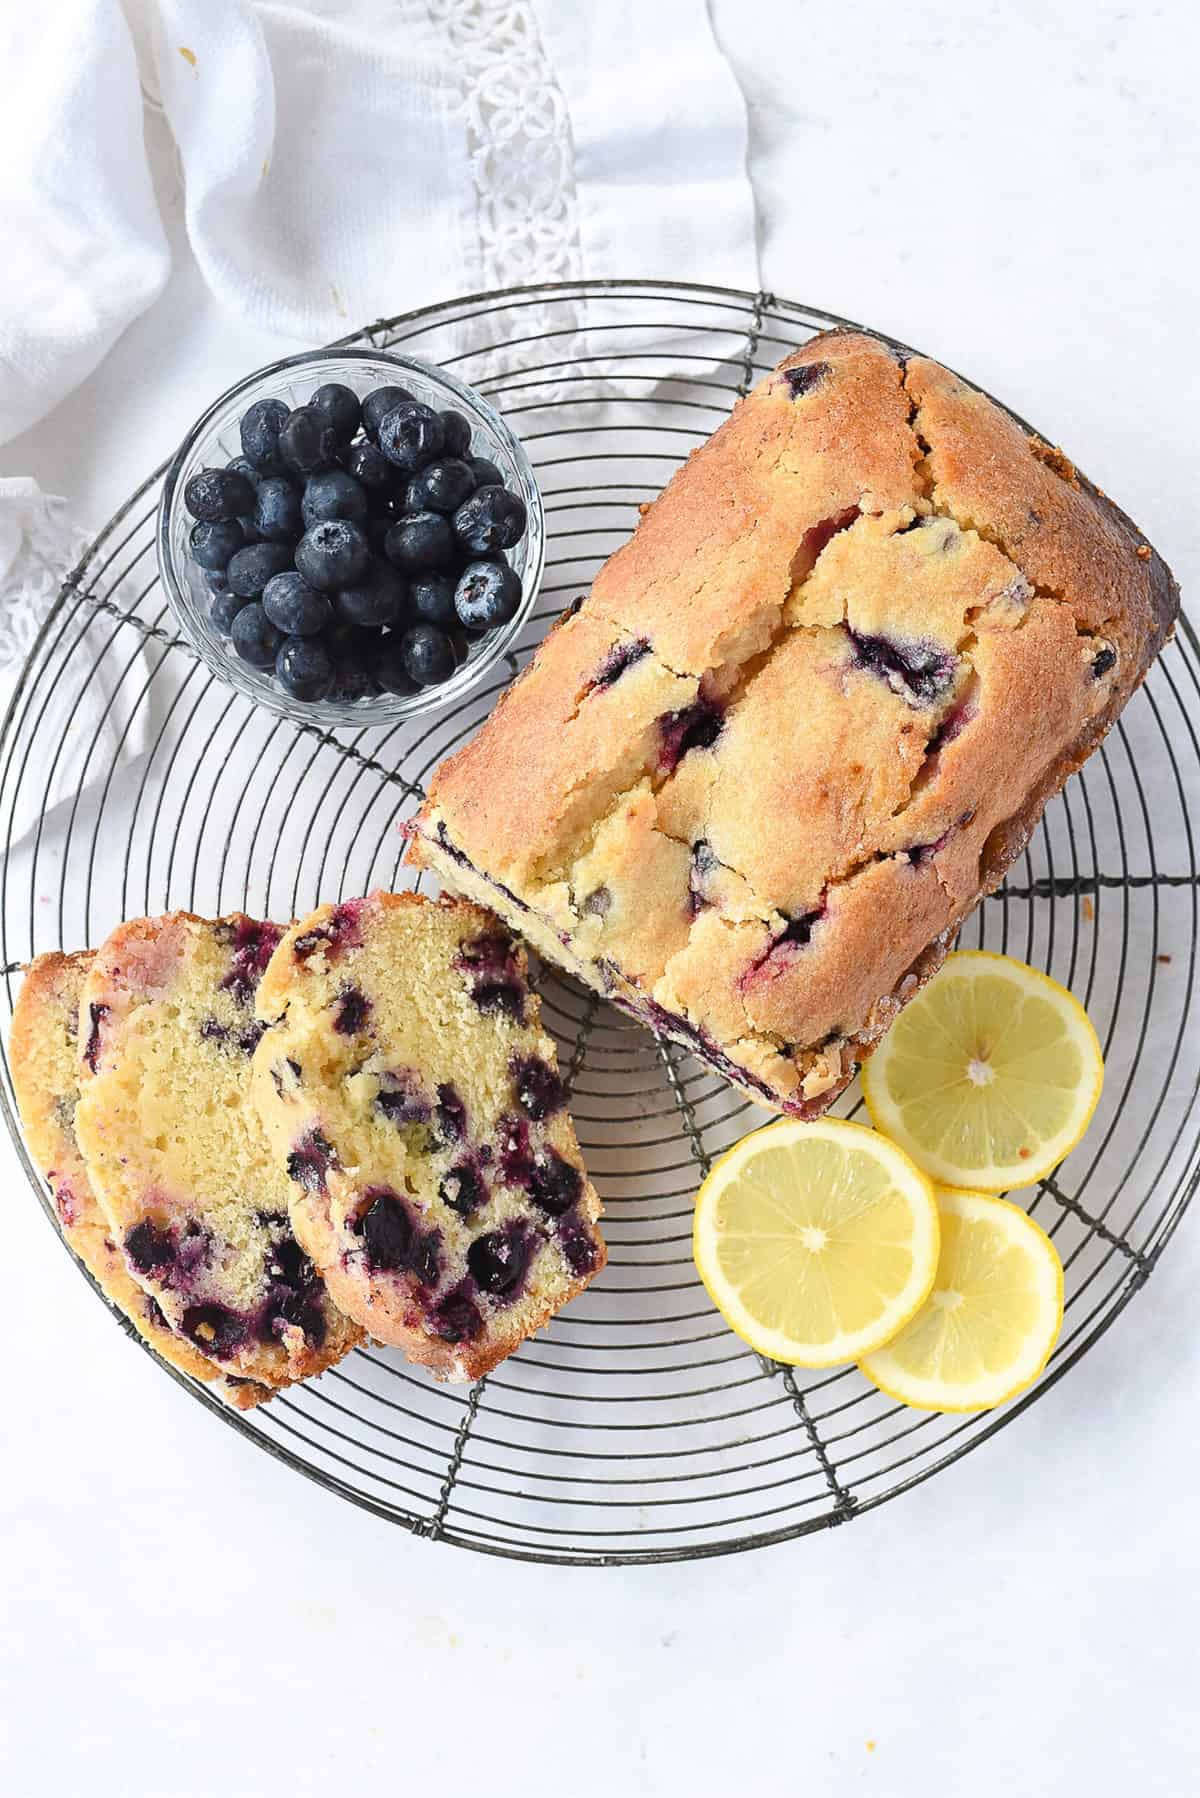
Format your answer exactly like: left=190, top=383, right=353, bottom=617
left=411, top=329, right=1180, bottom=1117
left=10, top=949, right=272, bottom=1408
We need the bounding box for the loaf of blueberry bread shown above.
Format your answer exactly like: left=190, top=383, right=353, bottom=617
left=73, top=914, right=361, bottom=1391
left=249, top=891, right=605, bottom=1380
left=409, top=330, right=1179, bottom=1117
left=10, top=950, right=270, bottom=1408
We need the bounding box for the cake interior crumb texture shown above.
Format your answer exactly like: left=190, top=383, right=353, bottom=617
left=9, top=949, right=272, bottom=1407
left=72, top=914, right=360, bottom=1391
left=251, top=890, right=605, bottom=1381
left=410, top=330, right=1178, bottom=1116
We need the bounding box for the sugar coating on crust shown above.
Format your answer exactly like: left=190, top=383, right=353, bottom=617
left=9, top=950, right=271, bottom=1407
left=73, top=914, right=361, bottom=1389
left=250, top=891, right=605, bottom=1381
left=411, top=331, right=1179, bottom=1115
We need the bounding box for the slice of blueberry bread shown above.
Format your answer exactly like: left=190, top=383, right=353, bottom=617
left=10, top=950, right=271, bottom=1409
left=249, top=891, right=605, bottom=1380
left=73, top=914, right=361, bottom=1390
left=409, top=329, right=1178, bottom=1117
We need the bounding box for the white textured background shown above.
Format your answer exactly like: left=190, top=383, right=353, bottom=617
left=3, top=4, right=1199, bottom=1794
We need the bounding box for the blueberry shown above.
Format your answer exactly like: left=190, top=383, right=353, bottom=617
left=189, top=517, right=244, bottom=572
left=511, top=1054, right=566, bottom=1121
left=383, top=509, right=456, bottom=574
left=334, top=559, right=406, bottom=629
left=205, top=567, right=230, bottom=592
left=330, top=983, right=372, bottom=1033
left=295, top=519, right=371, bottom=592
left=125, top=1219, right=175, bottom=1275
left=453, top=485, right=527, bottom=554
left=310, top=381, right=361, bottom=443
left=358, top=1191, right=413, bottom=1272
left=439, top=410, right=471, bottom=457
left=408, top=457, right=476, bottom=515
left=227, top=541, right=293, bottom=598
left=528, top=1151, right=583, bottom=1218
left=276, top=635, right=334, bottom=701
left=209, top=590, right=249, bottom=635
left=227, top=456, right=261, bottom=487
left=367, top=508, right=399, bottom=555
left=236, top=511, right=266, bottom=545
left=376, top=633, right=419, bottom=695
left=468, top=1223, right=535, bottom=1300
left=361, top=384, right=414, bottom=438
left=431, top=1283, right=483, bottom=1343
left=184, top=466, right=257, bottom=522
left=324, top=621, right=381, bottom=700
left=344, top=439, right=395, bottom=495
left=454, top=558, right=522, bottom=633
left=262, top=570, right=331, bottom=636
left=378, top=401, right=445, bottom=473
left=181, top=1302, right=248, bottom=1358
left=399, top=623, right=457, bottom=687
left=239, top=397, right=290, bottom=470
left=435, top=1084, right=467, bottom=1143
left=302, top=468, right=369, bottom=527
left=409, top=572, right=457, bottom=630
left=232, top=602, right=285, bottom=668
left=287, top=1128, right=336, bottom=1192
left=278, top=404, right=339, bottom=477
left=253, top=475, right=303, bottom=543
left=468, top=455, right=503, bottom=488
left=440, top=1162, right=487, bottom=1220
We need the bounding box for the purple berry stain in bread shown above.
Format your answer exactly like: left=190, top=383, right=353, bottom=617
left=430, top=1281, right=483, bottom=1343
left=468, top=1221, right=535, bottom=1301
left=656, top=696, right=724, bottom=775
left=219, top=919, right=283, bottom=1005
left=332, top=983, right=372, bottom=1035
left=287, top=1128, right=336, bottom=1192
left=292, top=898, right=366, bottom=964
left=1092, top=646, right=1117, bottom=678
left=83, top=1002, right=109, bottom=1073
left=125, top=1218, right=177, bottom=1275
left=782, top=361, right=831, bottom=399
left=181, top=1302, right=248, bottom=1358
left=580, top=884, right=611, bottom=919
left=528, top=1150, right=583, bottom=1219
left=259, top=1230, right=328, bottom=1348
left=357, top=1188, right=442, bottom=1286
left=454, top=930, right=528, bottom=1021
left=439, top=1159, right=488, bottom=1220
left=511, top=1054, right=566, bottom=1121
left=375, top=1068, right=432, bottom=1127
left=558, top=1214, right=601, bottom=1278
left=53, top=1182, right=79, bottom=1228
left=847, top=628, right=957, bottom=705
left=434, top=1082, right=467, bottom=1144
left=591, top=636, right=651, bottom=690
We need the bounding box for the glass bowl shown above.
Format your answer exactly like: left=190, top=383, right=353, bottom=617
left=157, top=348, right=545, bottom=728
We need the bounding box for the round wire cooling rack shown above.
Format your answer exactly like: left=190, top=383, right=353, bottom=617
left=2, top=279, right=1198, bottom=1566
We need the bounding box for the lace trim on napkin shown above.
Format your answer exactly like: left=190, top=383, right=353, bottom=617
left=427, top=0, right=584, bottom=292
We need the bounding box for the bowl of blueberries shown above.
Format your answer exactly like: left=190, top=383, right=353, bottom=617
left=157, top=348, right=544, bottom=724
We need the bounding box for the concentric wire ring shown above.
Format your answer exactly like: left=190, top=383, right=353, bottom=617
left=1, top=281, right=1196, bottom=1564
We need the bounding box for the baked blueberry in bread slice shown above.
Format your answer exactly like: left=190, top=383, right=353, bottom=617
left=249, top=891, right=605, bottom=1380
left=73, top=914, right=361, bottom=1391
left=409, top=329, right=1179, bottom=1118
left=10, top=950, right=272, bottom=1406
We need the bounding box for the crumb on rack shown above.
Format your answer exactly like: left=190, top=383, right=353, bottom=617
left=1081, top=896, right=1094, bottom=921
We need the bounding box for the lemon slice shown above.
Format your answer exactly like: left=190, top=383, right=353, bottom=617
left=858, top=1187, right=1064, bottom=1411
left=692, top=1118, right=940, bottom=1366
left=861, top=950, right=1103, bottom=1191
